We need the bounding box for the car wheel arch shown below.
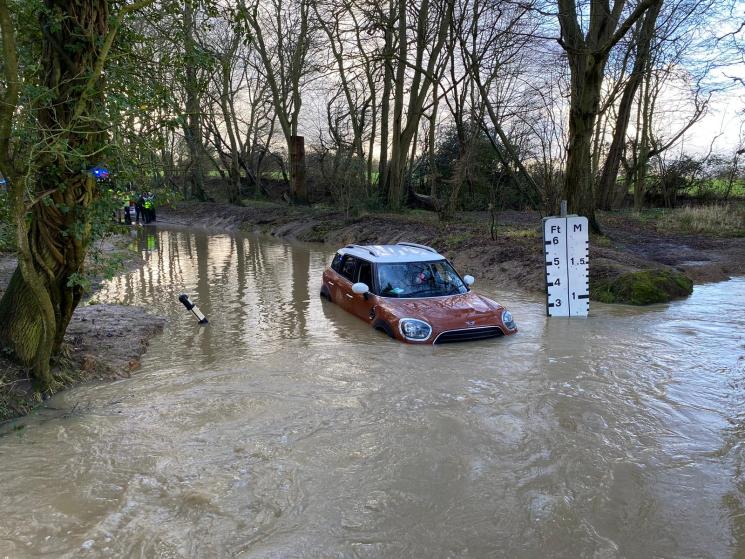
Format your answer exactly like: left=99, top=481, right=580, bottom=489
left=372, top=319, right=395, bottom=338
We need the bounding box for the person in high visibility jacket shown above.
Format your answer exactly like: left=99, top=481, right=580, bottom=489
left=142, top=192, right=156, bottom=223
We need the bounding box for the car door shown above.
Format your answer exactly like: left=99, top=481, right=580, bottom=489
left=347, top=258, right=376, bottom=321
left=336, top=255, right=359, bottom=312
left=324, top=252, right=344, bottom=301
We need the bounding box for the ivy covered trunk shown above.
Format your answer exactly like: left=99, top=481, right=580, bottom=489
left=0, top=0, right=109, bottom=391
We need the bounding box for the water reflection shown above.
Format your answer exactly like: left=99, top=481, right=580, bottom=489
left=106, top=227, right=321, bottom=367
left=136, top=225, right=159, bottom=254
left=0, top=226, right=743, bottom=558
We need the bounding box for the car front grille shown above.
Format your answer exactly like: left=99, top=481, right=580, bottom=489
left=434, top=326, right=505, bottom=344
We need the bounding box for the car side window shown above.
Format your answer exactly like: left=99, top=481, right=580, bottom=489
left=340, top=256, right=358, bottom=282
left=357, top=260, right=373, bottom=289
left=331, top=252, right=343, bottom=272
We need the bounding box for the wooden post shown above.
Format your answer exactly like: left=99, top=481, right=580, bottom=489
left=560, top=199, right=567, bottom=217
left=289, top=135, right=307, bottom=203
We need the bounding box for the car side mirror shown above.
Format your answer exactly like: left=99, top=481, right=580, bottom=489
left=463, top=275, right=475, bottom=287
left=352, top=282, right=369, bottom=295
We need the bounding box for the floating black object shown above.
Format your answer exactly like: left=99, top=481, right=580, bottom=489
left=179, top=293, right=209, bottom=324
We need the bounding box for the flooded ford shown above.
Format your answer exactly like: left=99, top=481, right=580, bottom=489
left=0, top=226, right=743, bottom=558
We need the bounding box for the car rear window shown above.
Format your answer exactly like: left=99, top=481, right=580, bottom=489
left=331, top=252, right=343, bottom=272
left=340, top=256, right=358, bottom=282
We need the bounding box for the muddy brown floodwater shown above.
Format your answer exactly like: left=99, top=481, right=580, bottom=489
left=1, top=226, right=744, bottom=558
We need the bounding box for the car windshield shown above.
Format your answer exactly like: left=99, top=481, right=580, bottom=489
left=377, top=260, right=468, bottom=298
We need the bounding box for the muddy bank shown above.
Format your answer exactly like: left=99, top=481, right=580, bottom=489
left=161, top=201, right=743, bottom=303
left=159, top=202, right=548, bottom=292
left=0, top=236, right=165, bottom=423
left=598, top=211, right=745, bottom=283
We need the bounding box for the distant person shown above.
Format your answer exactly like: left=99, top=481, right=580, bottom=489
left=142, top=194, right=151, bottom=223
left=143, top=192, right=155, bottom=223
left=125, top=196, right=136, bottom=225
left=136, top=193, right=145, bottom=224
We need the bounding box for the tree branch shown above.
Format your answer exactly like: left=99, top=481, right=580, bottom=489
left=71, top=0, right=158, bottom=125
left=603, top=0, right=661, bottom=55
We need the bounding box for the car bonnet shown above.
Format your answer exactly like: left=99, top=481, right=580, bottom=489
left=378, top=291, right=503, bottom=323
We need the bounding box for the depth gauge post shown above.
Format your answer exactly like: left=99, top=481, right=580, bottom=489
left=543, top=201, right=589, bottom=317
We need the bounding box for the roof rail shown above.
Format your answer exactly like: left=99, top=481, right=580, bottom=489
left=396, top=242, right=437, bottom=254
left=346, top=244, right=378, bottom=257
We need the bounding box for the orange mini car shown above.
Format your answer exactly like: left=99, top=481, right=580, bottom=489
left=321, top=243, right=517, bottom=343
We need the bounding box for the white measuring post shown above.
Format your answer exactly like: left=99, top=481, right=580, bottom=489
left=543, top=208, right=589, bottom=317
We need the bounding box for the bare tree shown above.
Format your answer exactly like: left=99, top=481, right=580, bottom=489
left=183, top=0, right=209, bottom=200
left=460, top=0, right=543, bottom=209
left=238, top=0, right=317, bottom=202
left=595, top=2, right=661, bottom=209
left=381, top=0, right=455, bottom=208
left=556, top=0, right=661, bottom=229
left=313, top=0, right=370, bottom=176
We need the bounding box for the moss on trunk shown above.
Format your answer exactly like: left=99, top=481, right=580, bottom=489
left=0, top=268, right=44, bottom=364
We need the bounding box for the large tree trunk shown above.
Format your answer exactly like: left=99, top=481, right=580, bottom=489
left=218, top=54, right=242, bottom=205
left=0, top=269, right=53, bottom=382
left=385, top=67, right=406, bottom=208
left=384, top=0, right=407, bottom=209
left=0, top=192, right=88, bottom=352
left=288, top=136, right=307, bottom=203
left=183, top=0, right=207, bottom=201
left=558, top=0, right=660, bottom=231
left=0, top=0, right=109, bottom=390
left=564, top=57, right=605, bottom=231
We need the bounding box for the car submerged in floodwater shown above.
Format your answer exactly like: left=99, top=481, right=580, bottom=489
left=320, top=243, right=517, bottom=344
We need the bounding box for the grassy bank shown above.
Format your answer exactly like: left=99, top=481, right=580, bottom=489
left=644, top=205, right=745, bottom=237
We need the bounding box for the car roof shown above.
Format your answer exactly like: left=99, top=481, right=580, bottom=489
left=338, top=243, right=446, bottom=263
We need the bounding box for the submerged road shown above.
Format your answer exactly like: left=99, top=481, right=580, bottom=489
left=1, top=226, right=743, bottom=557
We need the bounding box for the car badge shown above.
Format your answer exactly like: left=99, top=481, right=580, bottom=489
left=466, top=320, right=476, bottom=327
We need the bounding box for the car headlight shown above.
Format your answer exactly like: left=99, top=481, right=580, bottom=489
left=399, top=318, right=432, bottom=341
left=501, top=310, right=516, bottom=330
